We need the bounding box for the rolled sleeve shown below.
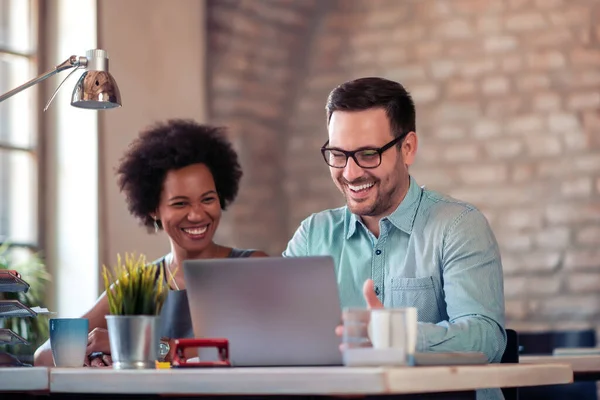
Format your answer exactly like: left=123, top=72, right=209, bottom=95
left=417, top=208, right=506, bottom=362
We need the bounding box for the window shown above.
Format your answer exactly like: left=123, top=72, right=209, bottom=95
left=0, top=0, right=39, bottom=251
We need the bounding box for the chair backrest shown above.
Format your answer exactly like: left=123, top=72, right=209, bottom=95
left=502, top=328, right=519, bottom=363
left=518, top=329, right=596, bottom=355
left=501, top=329, right=519, bottom=400
left=517, top=329, right=597, bottom=400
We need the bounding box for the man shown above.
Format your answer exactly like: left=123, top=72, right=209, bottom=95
left=283, top=77, right=506, bottom=400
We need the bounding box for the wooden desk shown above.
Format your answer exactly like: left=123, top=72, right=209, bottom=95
left=0, top=367, right=48, bottom=391
left=521, top=355, right=600, bottom=381
left=48, top=364, right=572, bottom=396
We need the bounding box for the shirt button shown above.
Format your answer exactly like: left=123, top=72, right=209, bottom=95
left=375, top=249, right=382, bottom=255
left=375, top=286, right=380, bottom=296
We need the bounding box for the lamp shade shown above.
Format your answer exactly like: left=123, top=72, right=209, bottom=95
left=71, top=70, right=121, bottom=109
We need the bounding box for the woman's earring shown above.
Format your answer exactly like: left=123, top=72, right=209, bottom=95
left=153, top=219, right=160, bottom=233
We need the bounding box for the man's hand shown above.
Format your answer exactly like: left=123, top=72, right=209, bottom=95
left=335, top=279, right=383, bottom=339
left=362, top=279, right=383, bottom=309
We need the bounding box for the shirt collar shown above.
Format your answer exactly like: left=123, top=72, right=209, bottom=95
left=345, top=175, right=423, bottom=239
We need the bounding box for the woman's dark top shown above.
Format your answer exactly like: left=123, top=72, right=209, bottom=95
left=153, top=248, right=255, bottom=340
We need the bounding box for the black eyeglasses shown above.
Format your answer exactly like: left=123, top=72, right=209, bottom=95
left=320, top=133, right=407, bottom=169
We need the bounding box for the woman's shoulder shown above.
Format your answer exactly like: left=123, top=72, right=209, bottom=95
left=228, top=248, right=268, bottom=258
left=148, top=254, right=169, bottom=268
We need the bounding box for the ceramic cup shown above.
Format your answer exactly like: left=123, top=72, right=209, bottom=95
left=49, top=318, right=89, bottom=367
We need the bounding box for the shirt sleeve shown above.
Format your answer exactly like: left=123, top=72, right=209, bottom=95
left=282, top=217, right=310, bottom=257
left=416, top=208, right=507, bottom=362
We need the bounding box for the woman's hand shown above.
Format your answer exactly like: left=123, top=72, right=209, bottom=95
left=85, top=327, right=112, bottom=367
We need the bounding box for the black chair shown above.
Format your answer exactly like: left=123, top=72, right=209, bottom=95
left=518, top=329, right=597, bottom=400
left=501, top=329, right=519, bottom=400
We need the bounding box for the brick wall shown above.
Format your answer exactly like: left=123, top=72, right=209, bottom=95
left=207, top=0, right=600, bottom=332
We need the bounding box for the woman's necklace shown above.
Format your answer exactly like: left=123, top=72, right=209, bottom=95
left=166, top=254, right=180, bottom=290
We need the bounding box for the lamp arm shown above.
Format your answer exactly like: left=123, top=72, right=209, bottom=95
left=0, top=55, right=88, bottom=104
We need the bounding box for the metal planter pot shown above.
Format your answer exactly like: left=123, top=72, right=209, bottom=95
left=105, top=315, right=159, bottom=369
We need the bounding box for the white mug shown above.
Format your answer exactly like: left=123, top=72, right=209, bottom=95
left=369, top=307, right=418, bottom=355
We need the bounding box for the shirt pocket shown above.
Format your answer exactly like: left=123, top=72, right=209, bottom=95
left=390, top=276, right=442, bottom=323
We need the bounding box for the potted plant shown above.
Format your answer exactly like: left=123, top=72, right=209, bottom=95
left=0, top=243, right=51, bottom=364
left=102, top=253, right=168, bottom=369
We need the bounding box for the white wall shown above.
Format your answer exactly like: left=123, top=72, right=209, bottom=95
left=42, top=0, right=99, bottom=317
left=97, top=0, right=207, bottom=278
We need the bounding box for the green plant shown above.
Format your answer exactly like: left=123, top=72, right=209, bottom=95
left=102, top=253, right=168, bottom=316
left=0, top=242, right=51, bottom=356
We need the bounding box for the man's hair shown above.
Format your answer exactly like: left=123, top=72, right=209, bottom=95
left=325, top=77, right=416, bottom=137
left=116, top=119, right=242, bottom=231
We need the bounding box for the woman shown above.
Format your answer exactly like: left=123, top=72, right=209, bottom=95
left=33, top=119, right=268, bottom=366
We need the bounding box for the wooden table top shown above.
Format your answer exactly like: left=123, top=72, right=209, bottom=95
left=46, top=364, right=573, bottom=395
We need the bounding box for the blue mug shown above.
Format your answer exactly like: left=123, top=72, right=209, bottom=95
left=49, top=318, right=89, bottom=367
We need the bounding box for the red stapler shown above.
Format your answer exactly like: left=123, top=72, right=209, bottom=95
left=171, top=338, right=231, bottom=368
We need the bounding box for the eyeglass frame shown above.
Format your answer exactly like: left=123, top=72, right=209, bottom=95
left=320, top=132, right=408, bottom=169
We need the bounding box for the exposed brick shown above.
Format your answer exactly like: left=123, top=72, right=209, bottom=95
left=567, top=92, right=600, bottom=111
left=377, top=48, right=408, bottom=65
left=446, top=80, right=477, bottom=98
left=471, top=120, right=502, bottom=139
left=486, top=98, right=525, bottom=118
left=576, top=226, right=600, bottom=245
left=452, top=0, right=505, bottom=14
left=523, top=28, right=573, bottom=48
left=504, top=276, right=527, bottom=299
left=208, top=0, right=600, bottom=331
left=484, top=138, right=523, bottom=159
left=391, top=25, right=426, bottom=43
left=506, top=114, right=545, bottom=135
left=433, top=18, right=473, bottom=39
left=511, top=163, right=535, bottom=182
left=534, top=295, right=600, bottom=319
left=527, top=51, right=566, bottom=70
left=532, top=92, right=561, bottom=111
left=484, top=36, right=518, bottom=53
left=564, top=132, right=589, bottom=152
left=499, top=208, right=544, bottom=230
left=565, top=250, right=600, bottom=271
left=502, top=252, right=562, bottom=274
left=516, top=74, right=551, bottom=92
left=457, top=164, right=508, bottom=185
left=476, top=15, right=503, bottom=35
left=570, top=48, right=600, bottom=66
left=459, top=59, right=496, bottom=78
left=414, top=41, right=444, bottom=60
left=524, top=135, right=562, bottom=157
left=497, top=232, right=533, bottom=252
left=435, top=102, right=481, bottom=122
left=386, top=65, right=427, bottom=82
left=535, top=227, right=571, bottom=249
left=549, top=6, right=590, bottom=27
left=546, top=203, right=600, bottom=225
left=481, top=76, right=510, bottom=96
left=502, top=55, right=524, bottom=73
left=507, top=0, right=533, bottom=10
left=410, top=84, right=439, bottom=104
left=430, top=60, right=457, bottom=80
left=433, top=125, right=467, bottom=141
left=529, top=275, right=562, bottom=296
left=561, top=177, right=593, bottom=198
left=549, top=113, right=581, bottom=132
left=505, top=300, right=529, bottom=320
left=574, top=155, right=600, bottom=173
left=534, top=0, right=566, bottom=9
left=505, top=12, right=547, bottom=31
left=442, top=144, right=480, bottom=163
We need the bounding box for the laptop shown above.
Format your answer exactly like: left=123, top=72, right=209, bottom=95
left=183, top=256, right=343, bottom=367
